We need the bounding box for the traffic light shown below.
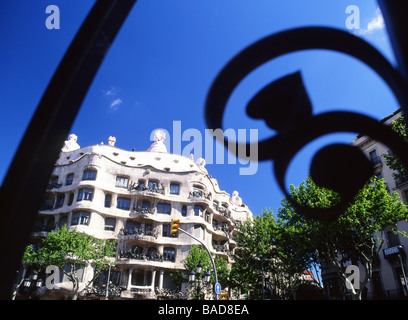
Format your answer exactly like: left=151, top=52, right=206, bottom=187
left=170, top=219, right=180, bottom=236
left=220, top=292, right=228, bottom=300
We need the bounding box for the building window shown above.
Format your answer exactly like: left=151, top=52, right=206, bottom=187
left=387, top=230, right=400, bottom=247
left=56, top=194, right=65, bottom=208
left=163, top=247, right=176, bottom=262
left=40, top=194, right=55, bottom=210
left=105, top=194, right=112, bottom=208
left=117, top=197, right=130, bottom=210
left=67, top=192, right=74, bottom=206
left=148, top=180, right=159, bottom=192
left=181, top=205, right=187, bottom=217
left=170, top=184, right=180, bottom=195
left=82, top=169, right=97, bottom=181
left=194, top=205, right=204, bottom=217
left=124, top=220, right=141, bottom=234
left=104, top=218, right=116, bottom=231
left=157, top=203, right=171, bottom=214
left=115, top=176, right=129, bottom=188
left=133, top=180, right=146, bottom=191
left=71, top=211, right=90, bottom=226
left=369, top=150, right=381, bottom=166
left=145, top=223, right=153, bottom=236
left=77, top=188, right=94, bottom=201
left=162, top=224, right=170, bottom=237
left=162, top=224, right=178, bottom=238
left=65, top=173, right=74, bottom=185
left=59, top=215, right=68, bottom=228
left=50, top=175, right=59, bottom=184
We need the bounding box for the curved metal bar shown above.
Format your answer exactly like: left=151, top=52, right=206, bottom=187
left=273, top=111, right=408, bottom=221
left=205, top=26, right=408, bottom=161
left=0, top=0, right=137, bottom=299
left=205, top=26, right=408, bottom=222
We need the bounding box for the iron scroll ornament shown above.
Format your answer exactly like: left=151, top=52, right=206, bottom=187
left=205, top=26, right=408, bottom=222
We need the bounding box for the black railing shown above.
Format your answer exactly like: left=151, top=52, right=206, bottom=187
left=120, top=227, right=157, bottom=239
left=189, top=189, right=211, bottom=200
left=132, top=206, right=154, bottom=215
left=119, top=249, right=175, bottom=263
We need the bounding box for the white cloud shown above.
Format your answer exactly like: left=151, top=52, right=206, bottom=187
left=104, top=86, right=118, bottom=96
left=110, top=98, right=122, bottom=110
left=103, top=86, right=123, bottom=111
left=357, top=8, right=385, bottom=35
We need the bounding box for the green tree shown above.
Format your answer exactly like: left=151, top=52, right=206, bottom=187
left=22, top=226, right=116, bottom=300
left=278, top=175, right=408, bottom=300
left=171, top=246, right=229, bottom=299
left=232, top=210, right=318, bottom=299
left=382, top=115, right=408, bottom=182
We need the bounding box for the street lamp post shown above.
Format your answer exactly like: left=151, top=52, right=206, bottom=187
left=178, top=227, right=218, bottom=300
left=22, top=271, right=43, bottom=299
left=189, top=262, right=211, bottom=299
left=105, top=264, right=112, bottom=300
left=256, top=257, right=269, bottom=300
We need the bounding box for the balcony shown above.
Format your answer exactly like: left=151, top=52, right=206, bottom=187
left=214, top=205, right=231, bottom=219
left=130, top=182, right=164, bottom=195
left=119, top=227, right=158, bottom=240
left=212, top=223, right=231, bottom=237
left=118, top=249, right=175, bottom=263
left=131, top=206, right=154, bottom=216
left=45, top=182, right=62, bottom=190
left=189, top=189, right=211, bottom=201
left=213, top=244, right=234, bottom=260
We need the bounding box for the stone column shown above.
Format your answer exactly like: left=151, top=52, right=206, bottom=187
left=159, top=269, right=165, bottom=290
left=151, top=269, right=156, bottom=290
left=127, top=268, right=133, bottom=289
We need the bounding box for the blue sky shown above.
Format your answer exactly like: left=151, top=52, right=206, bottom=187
left=0, top=0, right=400, bottom=216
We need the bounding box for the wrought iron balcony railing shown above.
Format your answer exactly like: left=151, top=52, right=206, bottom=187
left=119, top=227, right=158, bottom=239
left=189, top=189, right=211, bottom=201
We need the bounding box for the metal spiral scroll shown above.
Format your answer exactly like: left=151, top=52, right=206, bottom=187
left=205, top=26, right=408, bottom=222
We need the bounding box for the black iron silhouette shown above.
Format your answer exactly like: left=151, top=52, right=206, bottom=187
left=0, top=0, right=137, bottom=299
left=205, top=5, right=408, bottom=222
left=0, top=0, right=407, bottom=300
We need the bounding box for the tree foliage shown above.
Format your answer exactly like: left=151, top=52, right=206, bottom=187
left=278, top=175, right=408, bottom=299
left=171, top=246, right=230, bottom=299
left=233, top=175, right=408, bottom=300
left=22, top=226, right=116, bottom=300
left=382, top=115, right=408, bottom=181
left=232, top=210, right=320, bottom=299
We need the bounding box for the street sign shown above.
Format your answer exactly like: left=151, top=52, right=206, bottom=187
left=215, top=282, right=221, bottom=294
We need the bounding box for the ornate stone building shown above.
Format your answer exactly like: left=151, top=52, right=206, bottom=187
left=27, top=131, right=252, bottom=299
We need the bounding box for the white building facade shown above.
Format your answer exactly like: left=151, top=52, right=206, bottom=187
left=29, top=132, right=252, bottom=299
left=350, top=110, right=408, bottom=299
left=321, top=110, right=408, bottom=299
